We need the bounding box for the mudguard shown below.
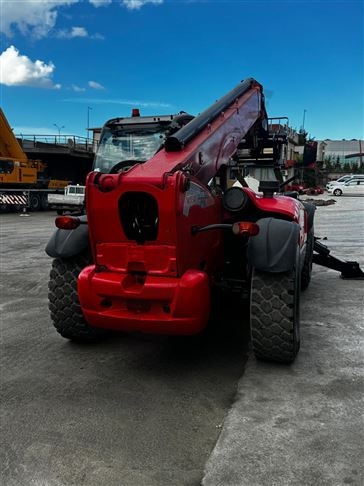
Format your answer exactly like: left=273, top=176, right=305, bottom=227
left=301, top=201, right=316, bottom=230
left=45, top=215, right=89, bottom=258
left=247, top=217, right=300, bottom=273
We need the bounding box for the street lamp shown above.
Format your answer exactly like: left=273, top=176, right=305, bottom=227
left=87, top=106, right=92, bottom=139
left=302, top=109, right=307, bottom=131
left=299, top=110, right=307, bottom=185
left=53, top=123, right=65, bottom=142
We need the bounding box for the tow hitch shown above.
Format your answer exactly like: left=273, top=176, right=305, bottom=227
left=313, top=239, right=364, bottom=279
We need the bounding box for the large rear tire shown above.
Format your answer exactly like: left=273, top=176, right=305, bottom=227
left=48, top=251, right=109, bottom=342
left=250, top=250, right=301, bottom=363
left=29, top=193, right=41, bottom=211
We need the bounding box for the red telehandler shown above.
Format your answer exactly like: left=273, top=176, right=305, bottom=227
left=46, top=78, right=363, bottom=363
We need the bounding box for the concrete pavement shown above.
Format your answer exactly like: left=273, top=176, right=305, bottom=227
left=1, top=195, right=363, bottom=485
left=202, top=195, right=364, bottom=486
left=0, top=210, right=248, bottom=486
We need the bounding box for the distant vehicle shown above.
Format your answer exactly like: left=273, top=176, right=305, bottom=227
left=0, top=108, right=70, bottom=211
left=286, top=184, right=324, bottom=196
left=47, top=184, right=85, bottom=214
left=328, top=179, right=364, bottom=196
left=326, top=174, right=364, bottom=190
left=286, top=183, right=306, bottom=194
left=306, top=186, right=324, bottom=195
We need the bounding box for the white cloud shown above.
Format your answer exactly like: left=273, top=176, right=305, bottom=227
left=92, top=32, right=105, bottom=40
left=0, top=0, right=164, bottom=39
left=62, top=97, right=172, bottom=109
left=0, top=46, right=61, bottom=89
left=0, top=0, right=79, bottom=39
left=88, top=81, right=105, bottom=90
left=56, top=26, right=89, bottom=39
left=56, top=27, right=104, bottom=40
left=122, top=0, right=163, bottom=10
left=72, top=84, right=86, bottom=92
left=89, top=0, right=112, bottom=6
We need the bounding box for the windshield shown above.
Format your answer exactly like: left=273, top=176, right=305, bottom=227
left=0, top=160, right=14, bottom=174
left=93, top=124, right=169, bottom=173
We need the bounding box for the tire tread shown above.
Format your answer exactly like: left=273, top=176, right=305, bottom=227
left=48, top=253, right=108, bottom=342
left=250, top=269, right=299, bottom=363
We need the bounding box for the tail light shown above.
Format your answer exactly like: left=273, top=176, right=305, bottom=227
left=232, top=222, right=259, bottom=236
left=55, top=216, right=81, bottom=230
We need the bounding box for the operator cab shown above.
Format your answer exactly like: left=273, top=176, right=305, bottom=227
left=93, top=110, right=194, bottom=173
left=0, top=160, right=15, bottom=174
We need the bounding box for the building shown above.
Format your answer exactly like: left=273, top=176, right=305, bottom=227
left=317, top=139, right=363, bottom=167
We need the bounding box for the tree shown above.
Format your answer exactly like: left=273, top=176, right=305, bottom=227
left=298, top=129, right=308, bottom=145
left=342, top=162, right=351, bottom=173
left=323, top=155, right=334, bottom=170
left=334, top=156, right=341, bottom=171
left=303, top=168, right=316, bottom=187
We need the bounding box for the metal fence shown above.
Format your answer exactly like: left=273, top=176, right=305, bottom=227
left=16, top=134, right=96, bottom=153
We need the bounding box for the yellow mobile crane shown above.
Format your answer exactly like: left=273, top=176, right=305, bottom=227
left=0, top=108, right=69, bottom=210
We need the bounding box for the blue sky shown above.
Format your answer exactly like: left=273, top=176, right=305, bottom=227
left=0, top=0, right=363, bottom=141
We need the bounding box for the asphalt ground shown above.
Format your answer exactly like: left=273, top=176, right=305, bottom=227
left=202, top=194, right=364, bottom=486
left=0, top=210, right=249, bottom=486
left=1, top=194, right=363, bottom=486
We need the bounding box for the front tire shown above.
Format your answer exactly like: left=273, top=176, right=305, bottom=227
left=48, top=251, right=109, bottom=342
left=333, top=188, right=342, bottom=196
left=250, top=250, right=301, bottom=363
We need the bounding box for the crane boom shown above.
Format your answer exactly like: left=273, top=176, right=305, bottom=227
left=0, top=108, right=28, bottom=163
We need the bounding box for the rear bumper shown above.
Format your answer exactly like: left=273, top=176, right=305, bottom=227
left=78, top=266, right=211, bottom=335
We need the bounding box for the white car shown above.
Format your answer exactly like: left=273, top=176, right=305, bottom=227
left=326, top=174, right=364, bottom=190
left=328, top=179, right=364, bottom=196
left=326, top=175, right=353, bottom=190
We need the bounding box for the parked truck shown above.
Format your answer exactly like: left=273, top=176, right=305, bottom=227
left=46, top=78, right=363, bottom=364
left=0, top=108, right=72, bottom=211
left=47, top=184, right=85, bottom=214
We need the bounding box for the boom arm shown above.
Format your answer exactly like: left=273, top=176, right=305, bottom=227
left=0, top=108, right=28, bottom=163
left=121, top=78, right=268, bottom=185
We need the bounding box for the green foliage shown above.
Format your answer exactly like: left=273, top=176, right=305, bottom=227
left=342, top=162, right=351, bottom=173
left=303, top=168, right=316, bottom=187
left=298, top=129, right=308, bottom=145
left=322, top=155, right=363, bottom=173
